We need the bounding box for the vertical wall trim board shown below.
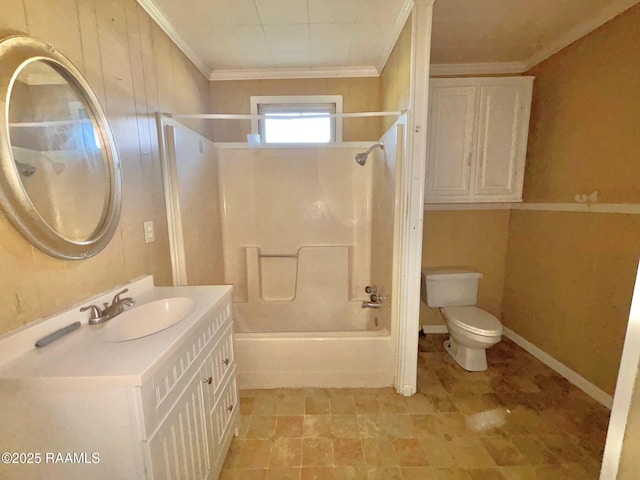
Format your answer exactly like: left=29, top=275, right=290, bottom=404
left=600, top=263, right=640, bottom=479
left=394, top=0, right=435, bottom=397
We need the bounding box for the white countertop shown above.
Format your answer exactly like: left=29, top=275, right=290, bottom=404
left=0, top=281, right=232, bottom=387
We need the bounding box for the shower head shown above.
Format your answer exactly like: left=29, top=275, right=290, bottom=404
left=355, top=152, right=368, bottom=166
left=354, top=143, right=384, bottom=166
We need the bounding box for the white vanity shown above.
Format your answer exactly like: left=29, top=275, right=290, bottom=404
left=0, top=276, right=238, bottom=480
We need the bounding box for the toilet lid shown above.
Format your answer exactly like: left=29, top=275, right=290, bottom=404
left=442, top=306, right=503, bottom=336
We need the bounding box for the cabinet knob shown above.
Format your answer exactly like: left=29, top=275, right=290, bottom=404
left=223, top=358, right=230, bottom=366
left=203, top=376, right=213, bottom=385
left=227, top=404, right=234, bottom=412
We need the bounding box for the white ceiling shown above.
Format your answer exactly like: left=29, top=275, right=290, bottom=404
left=138, top=0, right=640, bottom=80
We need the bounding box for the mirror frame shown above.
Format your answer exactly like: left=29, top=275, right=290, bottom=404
left=0, top=35, right=122, bottom=260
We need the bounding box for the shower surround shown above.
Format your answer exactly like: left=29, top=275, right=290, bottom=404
left=161, top=117, right=404, bottom=389
left=218, top=146, right=375, bottom=333
left=216, top=124, right=402, bottom=388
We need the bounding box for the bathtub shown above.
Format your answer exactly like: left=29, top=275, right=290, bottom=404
left=234, top=327, right=396, bottom=389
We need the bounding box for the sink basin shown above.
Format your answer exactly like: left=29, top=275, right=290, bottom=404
left=102, top=297, right=196, bottom=342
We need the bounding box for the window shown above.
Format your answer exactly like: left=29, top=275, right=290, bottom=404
left=250, top=95, right=343, bottom=144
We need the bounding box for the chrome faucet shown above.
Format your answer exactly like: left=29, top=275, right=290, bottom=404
left=362, top=285, right=384, bottom=309
left=80, top=288, right=136, bottom=325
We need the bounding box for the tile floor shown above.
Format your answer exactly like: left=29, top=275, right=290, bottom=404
left=220, top=334, right=610, bottom=479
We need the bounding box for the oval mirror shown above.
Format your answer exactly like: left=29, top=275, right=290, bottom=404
left=0, top=36, right=122, bottom=260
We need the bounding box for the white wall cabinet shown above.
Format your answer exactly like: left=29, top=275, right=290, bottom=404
left=425, top=77, right=534, bottom=203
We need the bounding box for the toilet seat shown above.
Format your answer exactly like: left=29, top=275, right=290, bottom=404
left=441, top=306, right=502, bottom=336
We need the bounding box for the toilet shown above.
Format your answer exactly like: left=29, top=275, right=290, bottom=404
left=421, top=268, right=502, bottom=371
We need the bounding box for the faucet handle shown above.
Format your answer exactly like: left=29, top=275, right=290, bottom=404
left=112, top=288, right=130, bottom=304
left=370, top=293, right=384, bottom=303
left=365, top=285, right=378, bottom=295
left=80, top=304, right=105, bottom=321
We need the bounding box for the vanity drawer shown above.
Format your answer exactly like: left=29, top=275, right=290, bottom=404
left=208, top=368, right=238, bottom=460
left=209, top=325, right=235, bottom=398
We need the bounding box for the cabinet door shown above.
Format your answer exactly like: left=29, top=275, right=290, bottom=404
left=425, top=85, right=477, bottom=200
left=144, top=371, right=210, bottom=480
left=473, top=83, right=532, bottom=199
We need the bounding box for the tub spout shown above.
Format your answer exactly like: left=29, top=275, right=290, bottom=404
left=362, top=301, right=381, bottom=309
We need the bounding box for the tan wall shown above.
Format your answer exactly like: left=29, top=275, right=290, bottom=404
left=502, top=4, right=640, bottom=395
left=209, top=78, right=381, bottom=142
left=421, top=210, right=511, bottom=326
left=504, top=211, right=638, bottom=393
left=0, top=0, right=211, bottom=336
left=380, top=15, right=412, bottom=134
left=523, top=6, right=640, bottom=204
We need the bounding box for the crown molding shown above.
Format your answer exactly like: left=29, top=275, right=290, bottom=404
left=429, top=62, right=527, bottom=76
left=376, top=0, right=415, bottom=73
left=135, top=0, right=212, bottom=79
left=523, top=0, right=640, bottom=70
left=209, top=66, right=380, bottom=81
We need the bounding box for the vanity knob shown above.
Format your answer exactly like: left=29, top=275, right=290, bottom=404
left=203, top=376, right=213, bottom=385
left=223, top=358, right=230, bottom=366
left=227, top=404, right=234, bottom=412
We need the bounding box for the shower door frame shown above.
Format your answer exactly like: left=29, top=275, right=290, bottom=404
left=156, top=113, right=189, bottom=285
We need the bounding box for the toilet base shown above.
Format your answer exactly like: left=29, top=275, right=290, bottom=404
left=443, top=337, right=488, bottom=372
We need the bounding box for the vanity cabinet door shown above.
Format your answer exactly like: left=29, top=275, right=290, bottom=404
left=144, top=369, right=210, bottom=480
left=425, top=84, right=477, bottom=201
left=424, top=77, right=533, bottom=203
left=473, top=84, right=531, bottom=199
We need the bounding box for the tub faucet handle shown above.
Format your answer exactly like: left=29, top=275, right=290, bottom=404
left=370, top=293, right=385, bottom=303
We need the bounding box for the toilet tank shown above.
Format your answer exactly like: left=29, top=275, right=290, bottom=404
left=421, top=268, right=483, bottom=307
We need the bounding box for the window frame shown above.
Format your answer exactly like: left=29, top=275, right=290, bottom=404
left=250, top=95, right=343, bottom=144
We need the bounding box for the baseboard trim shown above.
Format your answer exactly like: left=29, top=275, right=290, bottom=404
left=421, top=325, right=448, bottom=334
left=503, top=327, right=613, bottom=409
